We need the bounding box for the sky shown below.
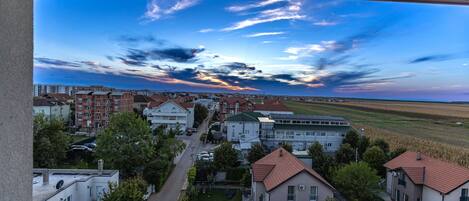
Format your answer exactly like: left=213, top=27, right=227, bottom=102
left=34, top=0, right=469, bottom=101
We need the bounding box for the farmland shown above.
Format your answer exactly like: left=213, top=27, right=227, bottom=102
left=284, top=100, right=469, bottom=167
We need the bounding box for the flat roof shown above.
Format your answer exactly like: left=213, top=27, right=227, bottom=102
left=270, top=114, right=346, bottom=121
left=258, top=117, right=275, bottom=123
left=32, top=169, right=118, bottom=201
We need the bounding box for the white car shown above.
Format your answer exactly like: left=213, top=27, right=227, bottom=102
left=70, top=145, right=93, bottom=152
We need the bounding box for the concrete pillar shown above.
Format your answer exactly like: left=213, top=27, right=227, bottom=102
left=0, top=0, right=33, bottom=201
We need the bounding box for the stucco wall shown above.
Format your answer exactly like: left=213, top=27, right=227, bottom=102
left=443, top=182, right=469, bottom=201
left=0, top=0, right=33, bottom=201
left=267, top=172, right=334, bottom=201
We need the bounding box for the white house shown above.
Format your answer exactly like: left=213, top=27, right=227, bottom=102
left=384, top=151, right=469, bottom=201
left=33, top=97, right=70, bottom=122
left=143, top=100, right=194, bottom=131
left=32, top=168, right=119, bottom=201
left=225, top=112, right=265, bottom=151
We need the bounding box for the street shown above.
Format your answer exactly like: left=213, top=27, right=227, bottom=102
left=148, top=112, right=214, bottom=201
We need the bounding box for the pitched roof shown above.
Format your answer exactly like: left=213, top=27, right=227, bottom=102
left=222, top=97, right=251, bottom=105
left=43, top=93, right=72, bottom=102
left=147, top=100, right=193, bottom=110
left=254, top=100, right=291, bottom=112
left=225, top=112, right=265, bottom=122
left=33, top=97, right=64, bottom=106
left=133, top=95, right=154, bottom=103
left=252, top=148, right=335, bottom=192
left=384, top=151, right=469, bottom=194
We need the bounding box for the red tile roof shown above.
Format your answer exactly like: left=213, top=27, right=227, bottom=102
left=252, top=148, right=334, bottom=192
left=384, top=151, right=469, bottom=194
left=147, top=100, right=193, bottom=110
left=254, top=100, right=291, bottom=112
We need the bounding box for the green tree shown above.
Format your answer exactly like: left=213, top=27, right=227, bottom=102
left=280, top=142, right=293, bottom=153
left=363, top=146, right=388, bottom=177
left=372, top=139, right=390, bottom=153
left=308, top=142, right=335, bottom=179
left=343, top=130, right=360, bottom=149
left=214, top=142, right=239, bottom=169
left=241, top=171, right=252, bottom=188
left=333, top=162, right=380, bottom=201
left=33, top=115, right=70, bottom=168
left=336, top=143, right=355, bottom=164
left=102, top=177, right=148, bottom=201
left=357, top=136, right=371, bottom=159
left=187, top=165, right=197, bottom=184
left=248, top=143, right=266, bottom=164
left=390, top=147, right=407, bottom=159
left=96, top=112, right=154, bottom=178
left=142, top=158, right=169, bottom=188
left=194, top=104, right=208, bottom=128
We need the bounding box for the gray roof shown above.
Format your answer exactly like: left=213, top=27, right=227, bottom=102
left=270, top=114, right=346, bottom=121
left=110, top=92, right=125, bottom=96
left=225, top=112, right=265, bottom=122
left=93, top=91, right=111, bottom=95
left=274, top=124, right=350, bottom=132
left=75, top=91, right=93, bottom=95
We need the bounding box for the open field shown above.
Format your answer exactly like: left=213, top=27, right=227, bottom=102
left=284, top=101, right=469, bottom=167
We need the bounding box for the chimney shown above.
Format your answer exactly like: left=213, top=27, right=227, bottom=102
left=279, top=149, right=283, bottom=157
left=42, top=169, right=49, bottom=185
left=416, top=152, right=422, bottom=160
left=98, top=159, right=104, bottom=175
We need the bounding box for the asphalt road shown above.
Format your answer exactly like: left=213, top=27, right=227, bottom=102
left=148, top=112, right=213, bottom=201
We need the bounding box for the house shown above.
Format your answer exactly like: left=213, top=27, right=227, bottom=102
left=225, top=112, right=350, bottom=152
left=252, top=148, right=336, bottom=201
left=32, top=168, right=119, bottom=201
left=219, top=97, right=254, bottom=121
left=74, top=91, right=133, bottom=131
left=143, top=100, right=194, bottom=131
left=133, top=95, right=154, bottom=113
left=253, top=99, right=294, bottom=115
left=33, top=97, right=70, bottom=122
left=384, top=151, right=469, bottom=201
left=42, top=93, right=74, bottom=104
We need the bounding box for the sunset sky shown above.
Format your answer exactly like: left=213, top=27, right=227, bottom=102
left=34, top=0, right=469, bottom=101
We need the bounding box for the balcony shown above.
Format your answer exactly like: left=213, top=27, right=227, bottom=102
left=398, top=179, right=406, bottom=187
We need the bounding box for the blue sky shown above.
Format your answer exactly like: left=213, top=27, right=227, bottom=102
left=34, top=0, right=469, bottom=101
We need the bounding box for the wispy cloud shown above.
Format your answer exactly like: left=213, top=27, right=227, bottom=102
left=35, top=58, right=82, bottom=68
left=409, top=54, right=453, bottom=64
left=244, top=31, right=285, bottom=38
left=280, top=41, right=337, bottom=60
left=198, top=28, right=214, bottom=33
left=145, top=0, right=199, bottom=21
left=226, top=0, right=286, bottom=12
left=222, top=1, right=305, bottom=31
left=313, top=20, right=338, bottom=26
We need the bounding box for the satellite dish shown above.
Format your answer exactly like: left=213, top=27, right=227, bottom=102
left=56, top=180, right=64, bottom=189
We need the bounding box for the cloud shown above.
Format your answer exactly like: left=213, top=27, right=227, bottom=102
left=79, top=61, right=112, bottom=69
left=409, top=54, right=453, bottom=64
left=222, top=62, right=256, bottom=71
left=118, top=46, right=205, bottom=66
left=281, top=41, right=337, bottom=60
left=198, top=28, right=214, bottom=33
left=244, top=31, right=285, bottom=38
left=35, top=57, right=82, bottom=68
left=226, top=0, right=287, bottom=12
left=313, top=20, right=338, bottom=26
left=222, top=1, right=305, bottom=31
left=145, top=0, right=199, bottom=21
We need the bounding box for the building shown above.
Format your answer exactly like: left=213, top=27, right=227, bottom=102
left=252, top=148, right=336, bottom=201
left=43, top=93, right=74, bottom=104
left=33, top=168, right=119, bottom=201
left=253, top=99, right=294, bottom=115
left=384, top=151, right=469, bottom=201
left=133, top=95, right=154, bottom=113
left=74, top=91, right=133, bottom=131
left=219, top=97, right=254, bottom=121
left=143, top=100, right=195, bottom=131
left=33, top=84, right=77, bottom=96
left=33, top=97, right=71, bottom=122
left=225, top=112, right=350, bottom=152
left=194, top=98, right=215, bottom=111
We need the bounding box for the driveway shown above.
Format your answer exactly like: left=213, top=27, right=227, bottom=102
left=148, top=112, right=213, bottom=201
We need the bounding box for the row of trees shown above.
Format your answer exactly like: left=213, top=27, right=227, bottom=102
left=194, top=104, right=208, bottom=128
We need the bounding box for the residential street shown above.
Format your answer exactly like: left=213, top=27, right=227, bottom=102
left=148, top=112, right=213, bottom=201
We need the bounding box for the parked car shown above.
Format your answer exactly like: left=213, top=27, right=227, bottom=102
left=84, top=142, right=96, bottom=149
left=186, top=128, right=196, bottom=136
left=70, top=145, right=93, bottom=152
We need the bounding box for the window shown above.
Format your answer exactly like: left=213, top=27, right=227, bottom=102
left=309, top=186, right=318, bottom=201
left=395, top=189, right=400, bottom=201
left=462, top=188, right=469, bottom=201
left=403, top=194, right=408, bottom=201
left=287, top=186, right=295, bottom=201
left=259, top=193, right=264, bottom=201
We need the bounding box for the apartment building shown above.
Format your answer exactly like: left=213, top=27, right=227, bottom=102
left=34, top=84, right=77, bottom=96
left=143, top=100, right=195, bottom=132
left=74, top=91, right=133, bottom=130
left=252, top=148, right=336, bottom=201
left=384, top=151, right=469, bottom=201
left=225, top=112, right=350, bottom=152
left=33, top=168, right=119, bottom=201
left=33, top=97, right=71, bottom=122
left=219, top=97, right=254, bottom=122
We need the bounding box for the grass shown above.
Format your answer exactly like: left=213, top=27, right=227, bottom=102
left=284, top=101, right=469, bottom=168
left=196, top=189, right=242, bottom=201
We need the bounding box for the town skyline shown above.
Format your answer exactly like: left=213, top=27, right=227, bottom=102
left=34, top=0, right=469, bottom=101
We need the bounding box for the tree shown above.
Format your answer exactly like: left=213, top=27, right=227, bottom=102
left=333, top=162, right=380, bottom=201
left=248, top=143, right=266, bottom=164
left=363, top=146, right=388, bottom=177
left=390, top=147, right=407, bottom=159
left=214, top=142, right=239, bottom=169
left=336, top=143, right=355, bottom=164
left=357, top=136, right=371, bottom=159
left=102, top=177, right=148, bottom=201
left=308, top=142, right=335, bottom=180
left=280, top=142, right=293, bottom=153
left=142, top=158, right=170, bottom=188
left=343, top=130, right=360, bottom=149
left=372, top=139, right=390, bottom=153
left=96, top=112, right=154, bottom=178
left=194, top=104, right=208, bottom=128
left=33, top=115, right=70, bottom=168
